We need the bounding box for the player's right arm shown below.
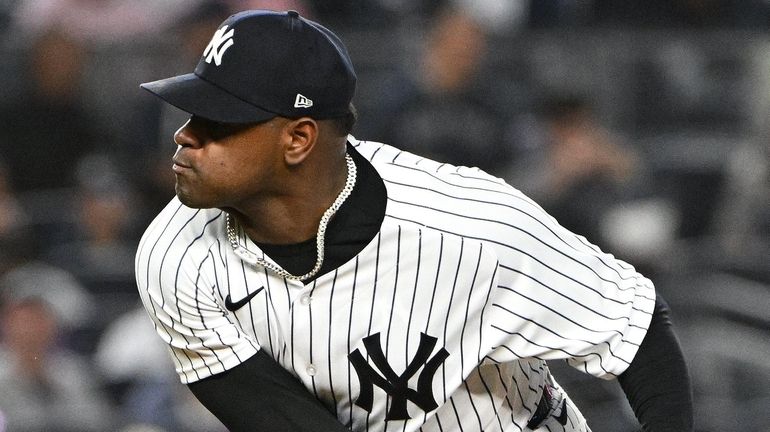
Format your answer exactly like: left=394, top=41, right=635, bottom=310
left=188, top=350, right=350, bottom=431
left=135, top=203, right=348, bottom=431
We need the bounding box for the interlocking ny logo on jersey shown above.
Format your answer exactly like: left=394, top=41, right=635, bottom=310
left=348, top=332, right=449, bottom=420
left=203, top=25, right=235, bottom=66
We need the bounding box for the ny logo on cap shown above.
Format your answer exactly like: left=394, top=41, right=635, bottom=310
left=294, top=93, right=313, bottom=108
left=204, top=25, right=235, bottom=66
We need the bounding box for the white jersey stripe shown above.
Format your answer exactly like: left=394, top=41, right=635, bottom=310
left=160, top=209, right=214, bottom=382
left=494, top=283, right=639, bottom=339
left=279, top=274, right=293, bottom=364
left=461, top=379, right=483, bottom=430
left=346, top=258, right=360, bottom=428
left=448, top=398, right=465, bottom=430
left=199, top=242, right=255, bottom=372
left=509, top=369, right=532, bottom=421
left=422, top=233, right=443, bottom=336
left=240, top=261, right=263, bottom=348
left=379, top=160, right=643, bottom=283
left=366, top=233, right=382, bottom=339
left=150, top=203, right=193, bottom=310
left=474, top=366, right=505, bottom=431
left=386, top=189, right=644, bottom=289
left=135, top=202, right=185, bottom=365
left=384, top=226, right=403, bottom=362
left=492, top=302, right=633, bottom=364
left=191, top=254, right=224, bottom=371
left=494, top=365, right=521, bottom=431
left=178, top=218, right=233, bottom=369
left=325, top=270, right=340, bottom=411
left=384, top=195, right=650, bottom=301
left=404, top=228, right=422, bottom=368
left=384, top=211, right=653, bottom=308
left=500, top=264, right=648, bottom=324
left=442, top=237, right=464, bottom=384
left=477, top=264, right=498, bottom=365
left=492, top=325, right=613, bottom=376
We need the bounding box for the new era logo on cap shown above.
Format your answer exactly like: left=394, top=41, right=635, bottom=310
left=203, top=25, right=235, bottom=66
left=294, top=94, right=313, bottom=108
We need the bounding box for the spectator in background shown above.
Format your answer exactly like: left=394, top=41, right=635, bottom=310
left=453, top=0, right=529, bottom=33
left=45, top=153, right=139, bottom=296
left=0, top=27, right=101, bottom=192
left=39, top=153, right=143, bottom=358
left=95, top=306, right=227, bottom=432
left=9, top=0, right=196, bottom=43
left=0, top=157, right=37, bottom=279
left=0, top=267, right=114, bottom=432
left=366, top=6, right=519, bottom=175
left=0, top=158, right=26, bottom=239
left=1, top=262, right=95, bottom=345
left=532, top=93, right=641, bottom=247
left=509, top=93, right=679, bottom=275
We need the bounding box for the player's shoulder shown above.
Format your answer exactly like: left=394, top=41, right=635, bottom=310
left=140, top=196, right=222, bottom=237
left=350, top=136, right=541, bottom=217
left=350, top=136, right=568, bottom=260
left=353, top=136, right=504, bottom=184
left=135, top=196, right=225, bottom=266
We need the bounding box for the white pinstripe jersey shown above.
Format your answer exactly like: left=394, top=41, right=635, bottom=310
left=136, top=137, right=655, bottom=431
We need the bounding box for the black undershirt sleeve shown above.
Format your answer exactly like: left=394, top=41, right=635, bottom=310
left=188, top=349, right=350, bottom=432
left=618, top=293, right=694, bottom=432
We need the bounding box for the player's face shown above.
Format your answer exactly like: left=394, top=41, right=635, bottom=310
left=171, top=116, right=286, bottom=209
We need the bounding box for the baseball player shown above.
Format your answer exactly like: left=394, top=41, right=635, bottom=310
left=136, top=10, right=693, bottom=432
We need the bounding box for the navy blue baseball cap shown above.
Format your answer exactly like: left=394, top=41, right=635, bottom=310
left=140, top=10, right=356, bottom=123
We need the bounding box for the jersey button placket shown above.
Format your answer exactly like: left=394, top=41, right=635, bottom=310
left=299, top=293, right=311, bottom=305
left=290, top=282, right=320, bottom=383
left=305, top=364, right=317, bottom=376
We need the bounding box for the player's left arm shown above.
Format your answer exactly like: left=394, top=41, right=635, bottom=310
left=617, top=293, right=693, bottom=432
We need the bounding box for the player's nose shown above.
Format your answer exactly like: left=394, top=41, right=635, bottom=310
left=173, top=118, right=203, bottom=148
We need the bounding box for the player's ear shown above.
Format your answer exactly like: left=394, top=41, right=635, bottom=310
left=283, top=117, right=318, bottom=166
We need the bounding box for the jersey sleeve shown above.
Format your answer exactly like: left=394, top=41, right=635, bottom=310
left=483, top=195, right=656, bottom=379
left=135, top=205, right=260, bottom=384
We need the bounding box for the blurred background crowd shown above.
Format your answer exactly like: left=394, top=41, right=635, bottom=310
left=0, top=0, right=768, bottom=431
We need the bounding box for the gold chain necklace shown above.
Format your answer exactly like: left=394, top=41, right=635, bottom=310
left=226, top=153, right=356, bottom=281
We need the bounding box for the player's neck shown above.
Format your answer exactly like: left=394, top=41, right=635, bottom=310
left=232, top=197, right=328, bottom=245
left=227, top=154, right=351, bottom=245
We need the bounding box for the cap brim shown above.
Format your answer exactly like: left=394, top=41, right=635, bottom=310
left=140, top=73, right=276, bottom=124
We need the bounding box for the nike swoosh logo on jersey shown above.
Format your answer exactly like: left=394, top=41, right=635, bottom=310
left=224, top=287, right=264, bottom=311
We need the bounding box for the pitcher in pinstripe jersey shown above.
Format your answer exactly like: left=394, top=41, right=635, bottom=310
left=136, top=9, right=693, bottom=432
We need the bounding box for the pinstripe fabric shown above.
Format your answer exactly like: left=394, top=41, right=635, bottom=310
left=136, top=137, right=654, bottom=431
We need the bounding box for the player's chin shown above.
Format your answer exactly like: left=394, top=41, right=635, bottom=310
left=175, top=184, right=215, bottom=209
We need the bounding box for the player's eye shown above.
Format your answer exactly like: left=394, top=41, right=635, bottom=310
left=190, top=115, right=249, bottom=140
